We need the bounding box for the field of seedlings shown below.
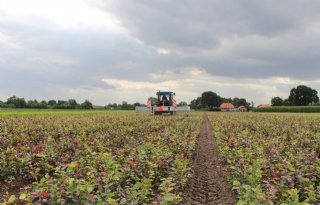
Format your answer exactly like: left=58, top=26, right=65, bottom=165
left=0, top=111, right=201, bottom=204
left=1, top=110, right=319, bottom=204
left=209, top=113, right=320, bottom=204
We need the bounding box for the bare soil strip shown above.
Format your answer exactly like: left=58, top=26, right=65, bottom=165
left=180, top=115, right=236, bottom=205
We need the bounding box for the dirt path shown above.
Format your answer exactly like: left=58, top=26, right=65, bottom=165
left=180, top=115, right=236, bottom=205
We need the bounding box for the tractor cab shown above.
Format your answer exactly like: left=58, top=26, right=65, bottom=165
left=134, top=90, right=189, bottom=115
left=156, top=91, right=175, bottom=106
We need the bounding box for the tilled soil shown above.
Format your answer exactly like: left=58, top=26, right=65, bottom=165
left=180, top=115, right=236, bottom=205
left=0, top=176, right=32, bottom=202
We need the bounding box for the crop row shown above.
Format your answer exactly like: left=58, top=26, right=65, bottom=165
left=253, top=106, right=320, bottom=113
left=0, top=113, right=201, bottom=204
left=209, top=113, right=320, bottom=204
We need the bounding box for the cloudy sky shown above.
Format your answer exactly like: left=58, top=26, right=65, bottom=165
left=1, top=0, right=320, bottom=105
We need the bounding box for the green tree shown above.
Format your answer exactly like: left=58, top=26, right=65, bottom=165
left=27, top=100, right=37, bottom=108
left=223, top=98, right=233, bottom=103
left=232, top=97, right=240, bottom=107
left=237, top=98, right=248, bottom=107
left=288, top=85, right=319, bottom=106
left=178, top=101, right=188, bottom=106
left=190, top=97, right=201, bottom=110
left=283, top=98, right=291, bottom=106
left=112, top=103, right=118, bottom=109
left=133, top=102, right=141, bottom=107
left=68, top=99, right=78, bottom=109
left=6, top=96, right=27, bottom=108
left=271, top=97, right=283, bottom=106
left=48, top=100, right=57, bottom=106
left=39, top=100, right=48, bottom=108
left=54, top=100, right=72, bottom=109
left=201, top=91, right=222, bottom=109
left=57, top=100, right=67, bottom=105
left=81, top=100, right=93, bottom=109
left=120, top=101, right=134, bottom=110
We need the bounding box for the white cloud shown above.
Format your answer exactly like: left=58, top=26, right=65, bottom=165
left=156, top=48, right=171, bottom=55
left=0, top=0, right=127, bottom=34
left=0, top=32, right=22, bottom=49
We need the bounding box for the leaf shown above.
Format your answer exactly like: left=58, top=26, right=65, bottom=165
left=287, top=164, right=296, bottom=172
left=233, top=180, right=241, bottom=187
left=32, top=145, right=43, bottom=153
left=161, top=193, right=180, bottom=203
left=163, top=187, right=174, bottom=193
left=68, top=161, right=80, bottom=168
left=88, top=194, right=95, bottom=202
left=19, top=193, right=27, bottom=200
left=43, top=191, right=49, bottom=197
left=8, top=195, right=16, bottom=203
left=87, top=185, right=94, bottom=193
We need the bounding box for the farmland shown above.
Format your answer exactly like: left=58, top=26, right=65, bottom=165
left=0, top=110, right=319, bottom=204
left=209, top=113, right=320, bottom=204
left=0, top=111, right=201, bottom=204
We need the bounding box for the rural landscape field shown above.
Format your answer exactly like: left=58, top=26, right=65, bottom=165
left=0, top=110, right=319, bottom=204
left=1, top=0, right=320, bottom=204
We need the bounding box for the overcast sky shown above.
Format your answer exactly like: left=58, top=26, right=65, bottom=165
left=1, top=0, right=320, bottom=105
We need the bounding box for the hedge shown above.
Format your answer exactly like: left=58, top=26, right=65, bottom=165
left=252, top=106, right=320, bottom=113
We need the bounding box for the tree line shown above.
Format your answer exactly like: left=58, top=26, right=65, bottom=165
left=0, top=96, right=93, bottom=109
left=0, top=96, right=147, bottom=110
left=1, top=85, right=318, bottom=110
left=190, top=91, right=252, bottom=110
left=271, top=85, right=319, bottom=106
left=105, top=101, right=145, bottom=110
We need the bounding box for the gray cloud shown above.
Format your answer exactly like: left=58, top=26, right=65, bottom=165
left=98, top=0, right=320, bottom=79
left=0, top=0, right=319, bottom=104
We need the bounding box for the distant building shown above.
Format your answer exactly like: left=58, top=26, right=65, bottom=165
left=93, top=105, right=105, bottom=109
left=258, top=104, right=271, bottom=108
left=220, top=102, right=235, bottom=111
left=238, top=105, right=247, bottom=112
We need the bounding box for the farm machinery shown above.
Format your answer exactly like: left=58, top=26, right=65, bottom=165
left=135, top=91, right=190, bottom=115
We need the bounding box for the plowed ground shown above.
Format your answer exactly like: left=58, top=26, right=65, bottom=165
left=180, top=115, right=236, bottom=205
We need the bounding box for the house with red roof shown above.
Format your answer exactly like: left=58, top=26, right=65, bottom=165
left=258, top=104, right=271, bottom=108
left=220, top=102, right=235, bottom=111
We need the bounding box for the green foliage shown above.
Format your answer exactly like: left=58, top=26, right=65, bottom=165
left=178, top=101, right=188, bottom=106
left=68, top=99, right=78, bottom=109
left=48, top=100, right=57, bottom=106
left=0, top=96, right=97, bottom=110
left=190, top=97, right=202, bottom=110
left=0, top=112, right=201, bottom=204
left=119, top=101, right=133, bottom=110
left=210, top=113, right=320, bottom=204
left=201, top=91, right=222, bottom=109
left=289, top=85, right=319, bottom=106
left=6, top=96, right=27, bottom=108
left=232, top=97, right=250, bottom=108
left=27, top=99, right=47, bottom=109
left=271, top=97, right=284, bottom=106
left=80, top=100, right=93, bottom=109
left=253, top=106, right=320, bottom=113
